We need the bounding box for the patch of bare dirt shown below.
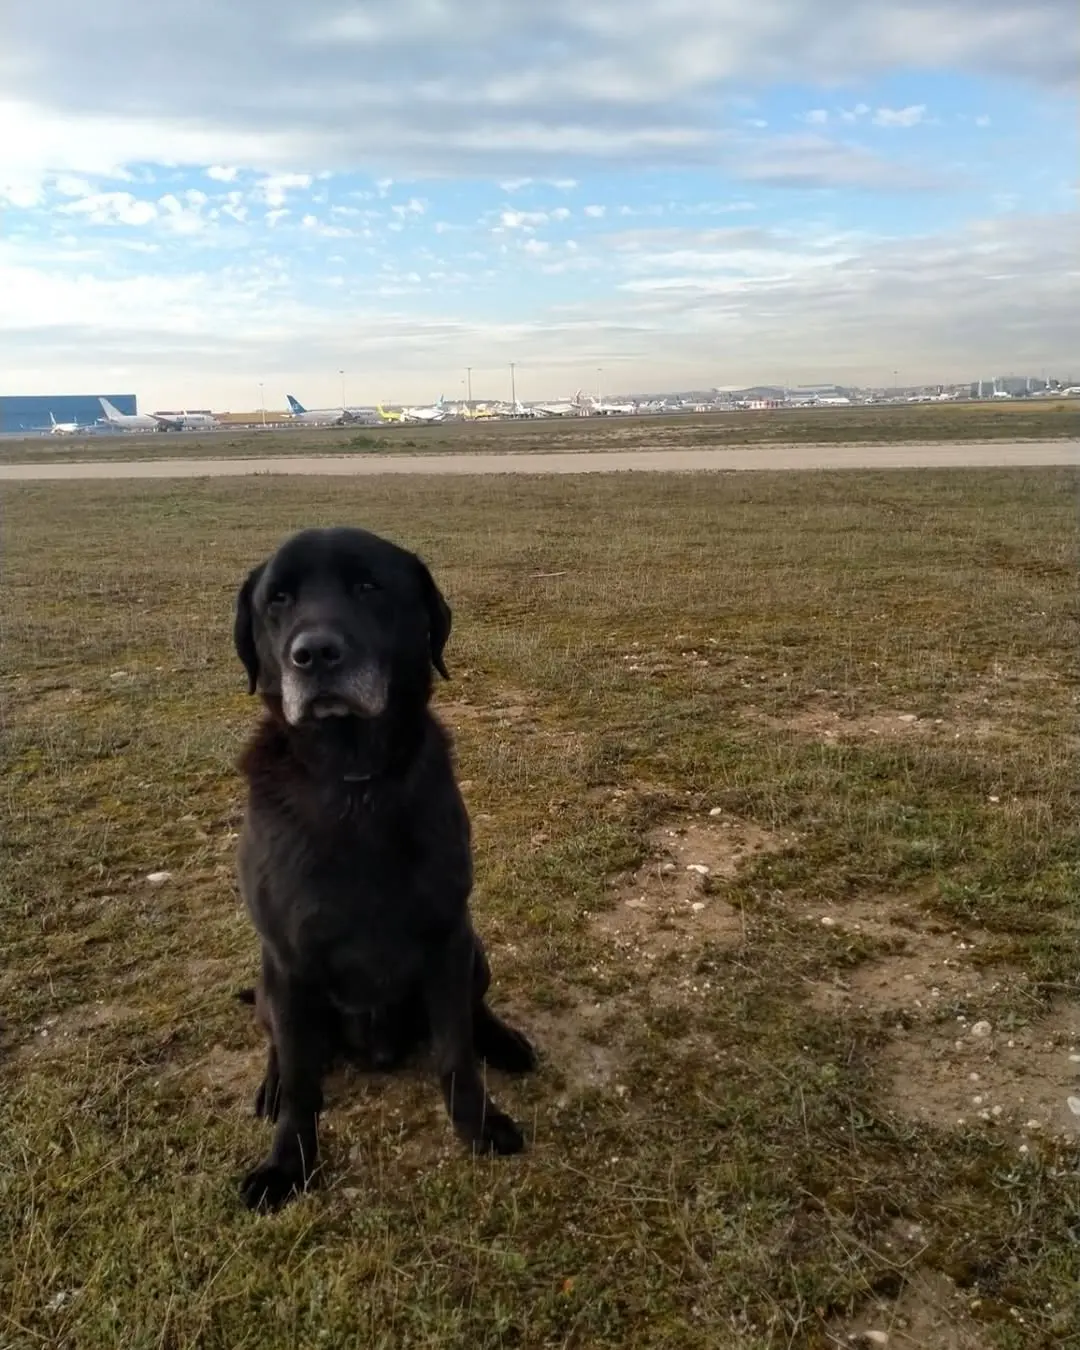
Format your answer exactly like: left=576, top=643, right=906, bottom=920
left=830, top=1268, right=991, bottom=1349
left=522, top=996, right=622, bottom=1095
left=804, top=898, right=1006, bottom=1018
left=746, top=705, right=1010, bottom=744
left=17, top=1001, right=139, bottom=1061
left=191, top=1044, right=256, bottom=1104
left=885, top=1003, right=1080, bottom=1139
left=433, top=690, right=538, bottom=729
left=804, top=900, right=1080, bottom=1139
left=592, top=814, right=789, bottom=963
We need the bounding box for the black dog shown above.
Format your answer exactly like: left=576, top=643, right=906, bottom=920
left=232, top=526, right=536, bottom=1212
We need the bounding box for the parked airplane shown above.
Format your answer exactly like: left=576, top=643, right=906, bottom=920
left=151, top=410, right=221, bottom=430
left=588, top=395, right=637, bottom=415
left=398, top=394, right=446, bottom=424
left=49, top=412, right=82, bottom=435
left=285, top=394, right=353, bottom=427
left=97, top=398, right=164, bottom=431
left=497, top=399, right=538, bottom=419
left=534, top=391, right=587, bottom=417
left=458, top=403, right=499, bottom=420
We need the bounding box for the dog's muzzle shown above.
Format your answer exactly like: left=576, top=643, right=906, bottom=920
left=280, top=663, right=389, bottom=726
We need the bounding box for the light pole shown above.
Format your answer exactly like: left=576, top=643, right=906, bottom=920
left=258, top=382, right=266, bottom=427
left=596, top=367, right=602, bottom=404
left=339, top=369, right=346, bottom=410
left=466, top=366, right=473, bottom=406
left=510, top=362, right=517, bottom=408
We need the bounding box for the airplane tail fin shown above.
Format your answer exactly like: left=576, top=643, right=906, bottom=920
left=49, top=412, right=57, bottom=425
left=286, top=394, right=305, bottom=414
left=98, top=397, right=121, bottom=419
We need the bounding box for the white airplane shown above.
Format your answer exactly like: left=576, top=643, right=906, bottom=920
left=285, top=394, right=353, bottom=427
left=399, top=394, right=446, bottom=424
left=49, top=412, right=82, bottom=435
left=98, top=397, right=219, bottom=431
left=97, top=398, right=163, bottom=431
left=589, top=394, right=637, bottom=415
left=495, top=399, right=538, bottom=419
left=151, top=410, right=220, bottom=430
left=533, top=390, right=587, bottom=417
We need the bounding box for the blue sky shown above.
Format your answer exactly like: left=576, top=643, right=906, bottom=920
left=1, top=1, right=1076, bottom=409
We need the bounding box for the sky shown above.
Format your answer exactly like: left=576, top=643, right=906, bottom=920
left=1, top=1, right=1077, bottom=410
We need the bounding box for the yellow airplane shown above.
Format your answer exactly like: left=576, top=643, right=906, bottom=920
left=376, top=403, right=404, bottom=423
left=460, top=403, right=498, bottom=420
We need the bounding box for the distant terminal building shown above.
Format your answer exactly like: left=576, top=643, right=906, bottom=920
left=0, top=393, right=137, bottom=433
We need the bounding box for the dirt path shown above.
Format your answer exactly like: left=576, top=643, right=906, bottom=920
left=0, top=439, right=1075, bottom=480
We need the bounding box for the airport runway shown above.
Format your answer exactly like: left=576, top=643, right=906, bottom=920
left=0, top=440, right=1075, bottom=481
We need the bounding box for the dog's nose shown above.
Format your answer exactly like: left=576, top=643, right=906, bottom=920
left=289, top=630, right=344, bottom=672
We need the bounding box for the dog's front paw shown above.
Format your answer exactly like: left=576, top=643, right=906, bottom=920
left=488, top=1025, right=538, bottom=1075
left=240, top=1158, right=309, bottom=1212
left=469, top=1107, right=525, bottom=1157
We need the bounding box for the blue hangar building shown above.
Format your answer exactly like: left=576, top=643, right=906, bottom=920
left=0, top=393, right=138, bottom=433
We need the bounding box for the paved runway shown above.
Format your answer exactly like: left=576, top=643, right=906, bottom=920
left=0, top=440, right=1075, bottom=481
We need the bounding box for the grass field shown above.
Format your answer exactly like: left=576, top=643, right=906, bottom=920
left=1, top=398, right=1077, bottom=464
left=3, top=468, right=1078, bottom=1349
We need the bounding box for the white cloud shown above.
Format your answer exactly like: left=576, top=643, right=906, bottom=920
left=390, top=196, right=427, bottom=217
left=1, top=181, right=43, bottom=207
left=499, top=208, right=549, bottom=230
left=839, top=103, right=872, bottom=123
left=206, top=165, right=238, bottom=181
left=873, top=104, right=929, bottom=127
left=256, top=172, right=313, bottom=207
left=59, top=190, right=158, bottom=226
left=2, top=211, right=1074, bottom=408
left=523, top=238, right=550, bottom=254
left=975, top=113, right=992, bottom=127
left=53, top=174, right=95, bottom=197
left=584, top=204, right=606, bottom=217
left=2, top=3, right=1071, bottom=187
left=550, top=206, right=572, bottom=221
left=802, top=109, right=830, bottom=125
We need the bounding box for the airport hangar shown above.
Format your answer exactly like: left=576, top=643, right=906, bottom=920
left=0, top=394, right=138, bottom=433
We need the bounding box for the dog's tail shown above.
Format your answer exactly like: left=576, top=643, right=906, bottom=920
left=235, top=986, right=256, bottom=1005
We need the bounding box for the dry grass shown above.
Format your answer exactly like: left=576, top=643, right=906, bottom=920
left=1, top=399, right=1077, bottom=464
left=2, top=468, right=1078, bottom=1349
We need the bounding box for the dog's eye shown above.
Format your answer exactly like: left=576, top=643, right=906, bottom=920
left=267, top=590, right=292, bottom=609
left=353, top=579, right=378, bottom=595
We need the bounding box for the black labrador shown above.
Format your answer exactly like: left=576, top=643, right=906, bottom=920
left=232, top=525, right=536, bottom=1211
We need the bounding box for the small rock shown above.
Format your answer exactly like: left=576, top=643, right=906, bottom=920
left=1068, top=1055, right=1080, bottom=1064
left=690, top=902, right=705, bottom=913
left=897, top=713, right=918, bottom=724
left=1025, top=1119, right=1042, bottom=1130
left=686, top=863, right=710, bottom=876
left=146, top=871, right=172, bottom=885
left=1067, top=1097, right=1080, bottom=1117
left=988, top=795, right=1000, bottom=803
left=660, top=862, right=676, bottom=875
left=820, top=916, right=837, bottom=927
left=708, top=806, right=723, bottom=817
left=970, top=1020, right=993, bottom=1039
left=862, top=1333, right=890, bottom=1348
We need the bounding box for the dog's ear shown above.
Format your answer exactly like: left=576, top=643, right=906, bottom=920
left=416, top=557, right=452, bottom=679
left=234, top=562, right=266, bottom=694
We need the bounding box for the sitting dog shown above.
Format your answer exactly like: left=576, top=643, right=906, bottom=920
left=232, top=525, right=536, bottom=1211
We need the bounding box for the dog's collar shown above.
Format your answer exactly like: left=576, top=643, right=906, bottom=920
left=342, top=771, right=374, bottom=784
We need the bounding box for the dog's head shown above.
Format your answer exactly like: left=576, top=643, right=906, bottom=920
left=234, top=526, right=451, bottom=727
